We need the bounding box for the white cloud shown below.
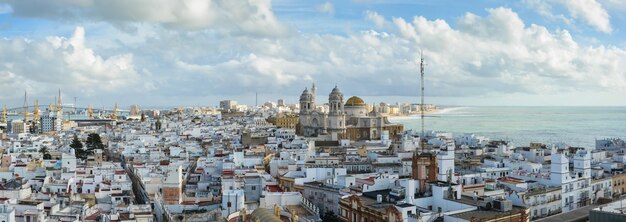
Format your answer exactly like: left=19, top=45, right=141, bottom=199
left=365, top=10, right=386, bottom=28
left=558, top=0, right=611, bottom=33
left=394, top=7, right=625, bottom=93
left=0, top=26, right=141, bottom=100
left=139, top=8, right=624, bottom=101
left=600, top=0, right=626, bottom=11
left=0, top=0, right=287, bottom=36
left=523, top=0, right=571, bottom=24
left=0, top=3, right=11, bottom=14
left=524, top=0, right=611, bottom=33
left=1, top=4, right=625, bottom=105
left=316, top=2, right=334, bottom=15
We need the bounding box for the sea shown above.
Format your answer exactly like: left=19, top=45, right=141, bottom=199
left=388, top=106, right=626, bottom=149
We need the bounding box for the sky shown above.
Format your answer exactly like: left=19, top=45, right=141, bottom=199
left=0, top=0, right=625, bottom=108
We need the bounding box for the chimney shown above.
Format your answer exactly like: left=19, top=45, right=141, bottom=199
left=376, top=194, right=382, bottom=203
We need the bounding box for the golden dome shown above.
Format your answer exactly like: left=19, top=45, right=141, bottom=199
left=345, top=96, right=366, bottom=106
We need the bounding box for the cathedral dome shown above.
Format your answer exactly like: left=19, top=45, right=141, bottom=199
left=329, top=86, right=343, bottom=101
left=345, top=96, right=366, bottom=106
left=300, top=88, right=311, bottom=101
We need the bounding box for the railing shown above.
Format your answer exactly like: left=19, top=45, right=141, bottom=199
left=301, top=197, right=320, bottom=217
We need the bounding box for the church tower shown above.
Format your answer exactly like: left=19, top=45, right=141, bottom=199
left=298, top=88, right=313, bottom=136
left=299, top=88, right=312, bottom=113
left=327, top=85, right=346, bottom=140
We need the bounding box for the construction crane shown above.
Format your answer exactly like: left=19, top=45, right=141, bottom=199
left=112, top=103, right=118, bottom=121
left=88, top=104, right=94, bottom=119
left=33, top=100, right=39, bottom=132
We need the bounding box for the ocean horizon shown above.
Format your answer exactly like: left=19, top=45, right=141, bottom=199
left=389, top=106, right=626, bottom=149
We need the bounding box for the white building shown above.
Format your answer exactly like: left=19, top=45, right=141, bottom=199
left=40, top=109, right=63, bottom=133
left=222, top=189, right=245, bottom=217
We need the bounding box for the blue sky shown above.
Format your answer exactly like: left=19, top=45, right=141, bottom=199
left=0, top=0, right=625, bottom=107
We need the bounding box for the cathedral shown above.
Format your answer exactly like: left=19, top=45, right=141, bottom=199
left=298, top=83, right=346, bottom=140
left=297, top=83, right=403, bottom=141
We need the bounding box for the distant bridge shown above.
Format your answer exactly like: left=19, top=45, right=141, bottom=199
left=3, top=105, right=130, bottom=117
left=4, top=105, right=129, bottom=112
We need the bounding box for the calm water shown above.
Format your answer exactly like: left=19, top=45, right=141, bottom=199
left=389, top=106, right=626, bottom=148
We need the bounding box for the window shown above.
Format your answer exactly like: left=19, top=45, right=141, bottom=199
left=252, top=186, right=256, bottom=190
left=227, top=202, right=231, bottom=207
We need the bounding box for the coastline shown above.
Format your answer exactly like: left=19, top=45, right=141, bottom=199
left=385, top=108, right=441, bottom=119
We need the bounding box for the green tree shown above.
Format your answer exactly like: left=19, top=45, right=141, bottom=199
left=39, top=146, right=51, bottom=160
left=70, top=134, right=87, bottom=160
left=86, top=133, right=105, bottom=151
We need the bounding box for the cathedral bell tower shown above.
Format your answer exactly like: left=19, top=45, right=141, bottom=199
left=327, top=85, right=346, bottom=140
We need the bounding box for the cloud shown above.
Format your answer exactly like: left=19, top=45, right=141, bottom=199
left=524, top=0, right=611, bottom=33
left=0, top=3, right=11, bottom=14
left=316, top=2, right=334, bottom=15
left=391, top=7, right=625, bottom=93
left=136, top=8, right=624, bottom=101
left=0, top=26, right=141, bottom=100
left=523, top=0, right=571, bottom=24
left=559, top=0, right=611, bottom=33
left=1, top=4, right=625, bottom=106
left=600, top=0, right=626, bottom=11
left=365, top=10, right=386, bottom=28
left=0, top=0, right=287, bottom=36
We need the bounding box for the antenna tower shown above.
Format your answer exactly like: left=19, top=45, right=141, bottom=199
left=420, top=52, right=425, bottom=153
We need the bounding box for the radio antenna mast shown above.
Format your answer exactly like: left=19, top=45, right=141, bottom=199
left=420, top=51, right=426, bottom=153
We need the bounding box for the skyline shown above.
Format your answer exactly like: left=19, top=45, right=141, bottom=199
left=0, top=0, right=625, bottom=106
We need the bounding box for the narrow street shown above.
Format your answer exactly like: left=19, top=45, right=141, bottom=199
left=122, top=160, right=150, bottom=205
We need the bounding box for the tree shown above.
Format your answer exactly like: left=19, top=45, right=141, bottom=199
left=86, top=133, right=105, bottom=151
left=39, top=146, right=51, bottom=160
left=86, top=133, right=106, bottom=160
left=70, top=134, right=87, bottom=160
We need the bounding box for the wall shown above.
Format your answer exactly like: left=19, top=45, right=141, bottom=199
left=260, top=192, right=302, bottom=208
